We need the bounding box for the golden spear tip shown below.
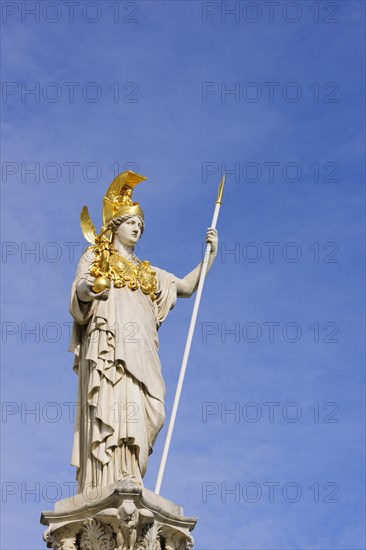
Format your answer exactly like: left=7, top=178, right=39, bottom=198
left=216, top=174, right=225, bottom=204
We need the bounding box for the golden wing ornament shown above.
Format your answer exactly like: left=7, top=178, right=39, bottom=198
left=80, top=205, right=97, bottom=244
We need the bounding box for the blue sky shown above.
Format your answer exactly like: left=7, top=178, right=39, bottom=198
left=1, top=1, right=365, bottom=548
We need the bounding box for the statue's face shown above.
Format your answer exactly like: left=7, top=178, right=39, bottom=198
left=115, top=215, right=143, bottom=247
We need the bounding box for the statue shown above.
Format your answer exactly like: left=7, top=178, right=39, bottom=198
left=69, top=170, right=219, bottom=492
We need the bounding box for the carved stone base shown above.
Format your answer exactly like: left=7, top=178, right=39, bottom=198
left=40, top=480, right=197, bottom=550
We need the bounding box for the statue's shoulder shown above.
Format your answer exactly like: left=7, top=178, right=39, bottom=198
left=150, top=264, right=169, bottom=277
left=74, top=247, right=94, bottom=278
left=150, top=265, right=177, bottom=287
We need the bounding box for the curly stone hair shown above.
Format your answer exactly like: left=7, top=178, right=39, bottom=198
left=108, top=213, right=145, bottom=236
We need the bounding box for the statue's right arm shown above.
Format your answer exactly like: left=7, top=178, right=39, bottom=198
left=76, top=278, right=109, bottom=302
left=75, top=252, right=109, bottom=303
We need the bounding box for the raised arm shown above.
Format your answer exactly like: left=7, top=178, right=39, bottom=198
left=175, top=228, right=218, bottom=298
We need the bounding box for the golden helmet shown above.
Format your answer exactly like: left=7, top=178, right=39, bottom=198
left=102, top=170, right=147, bottom=226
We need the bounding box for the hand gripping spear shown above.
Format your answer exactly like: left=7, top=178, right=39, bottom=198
left=155, top=175, right=226, bottom=495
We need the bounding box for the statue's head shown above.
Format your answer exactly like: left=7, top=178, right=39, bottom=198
left=109, top=214, right=144, bottom=248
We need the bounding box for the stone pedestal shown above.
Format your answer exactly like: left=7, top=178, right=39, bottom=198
left=40, top=480, right=197, bottom=550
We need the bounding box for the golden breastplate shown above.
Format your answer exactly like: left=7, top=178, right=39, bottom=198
left=89, top=241, right=157, bottom=302
left=108, top=252, right=157, bottom=301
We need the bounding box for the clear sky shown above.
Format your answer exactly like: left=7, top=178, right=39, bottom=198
left=1, top=1, right=365, bottom=548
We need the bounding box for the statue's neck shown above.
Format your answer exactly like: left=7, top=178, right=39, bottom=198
left=113, top=239, right=138, bottom=261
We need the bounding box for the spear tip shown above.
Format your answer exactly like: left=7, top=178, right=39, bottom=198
left=216, top=174, right=226, bottom=204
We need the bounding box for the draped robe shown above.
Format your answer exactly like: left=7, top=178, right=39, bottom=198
left=69, top=251, right=177, bottom=491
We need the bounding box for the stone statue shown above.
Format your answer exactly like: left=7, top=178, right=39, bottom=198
left=69, top=171, right=218, bottom=493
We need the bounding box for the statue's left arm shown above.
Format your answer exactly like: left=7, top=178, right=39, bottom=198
left=175, top=228, right=218, bottom=298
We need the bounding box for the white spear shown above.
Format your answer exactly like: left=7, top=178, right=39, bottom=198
left=155, top=175, right=226, bottom=495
